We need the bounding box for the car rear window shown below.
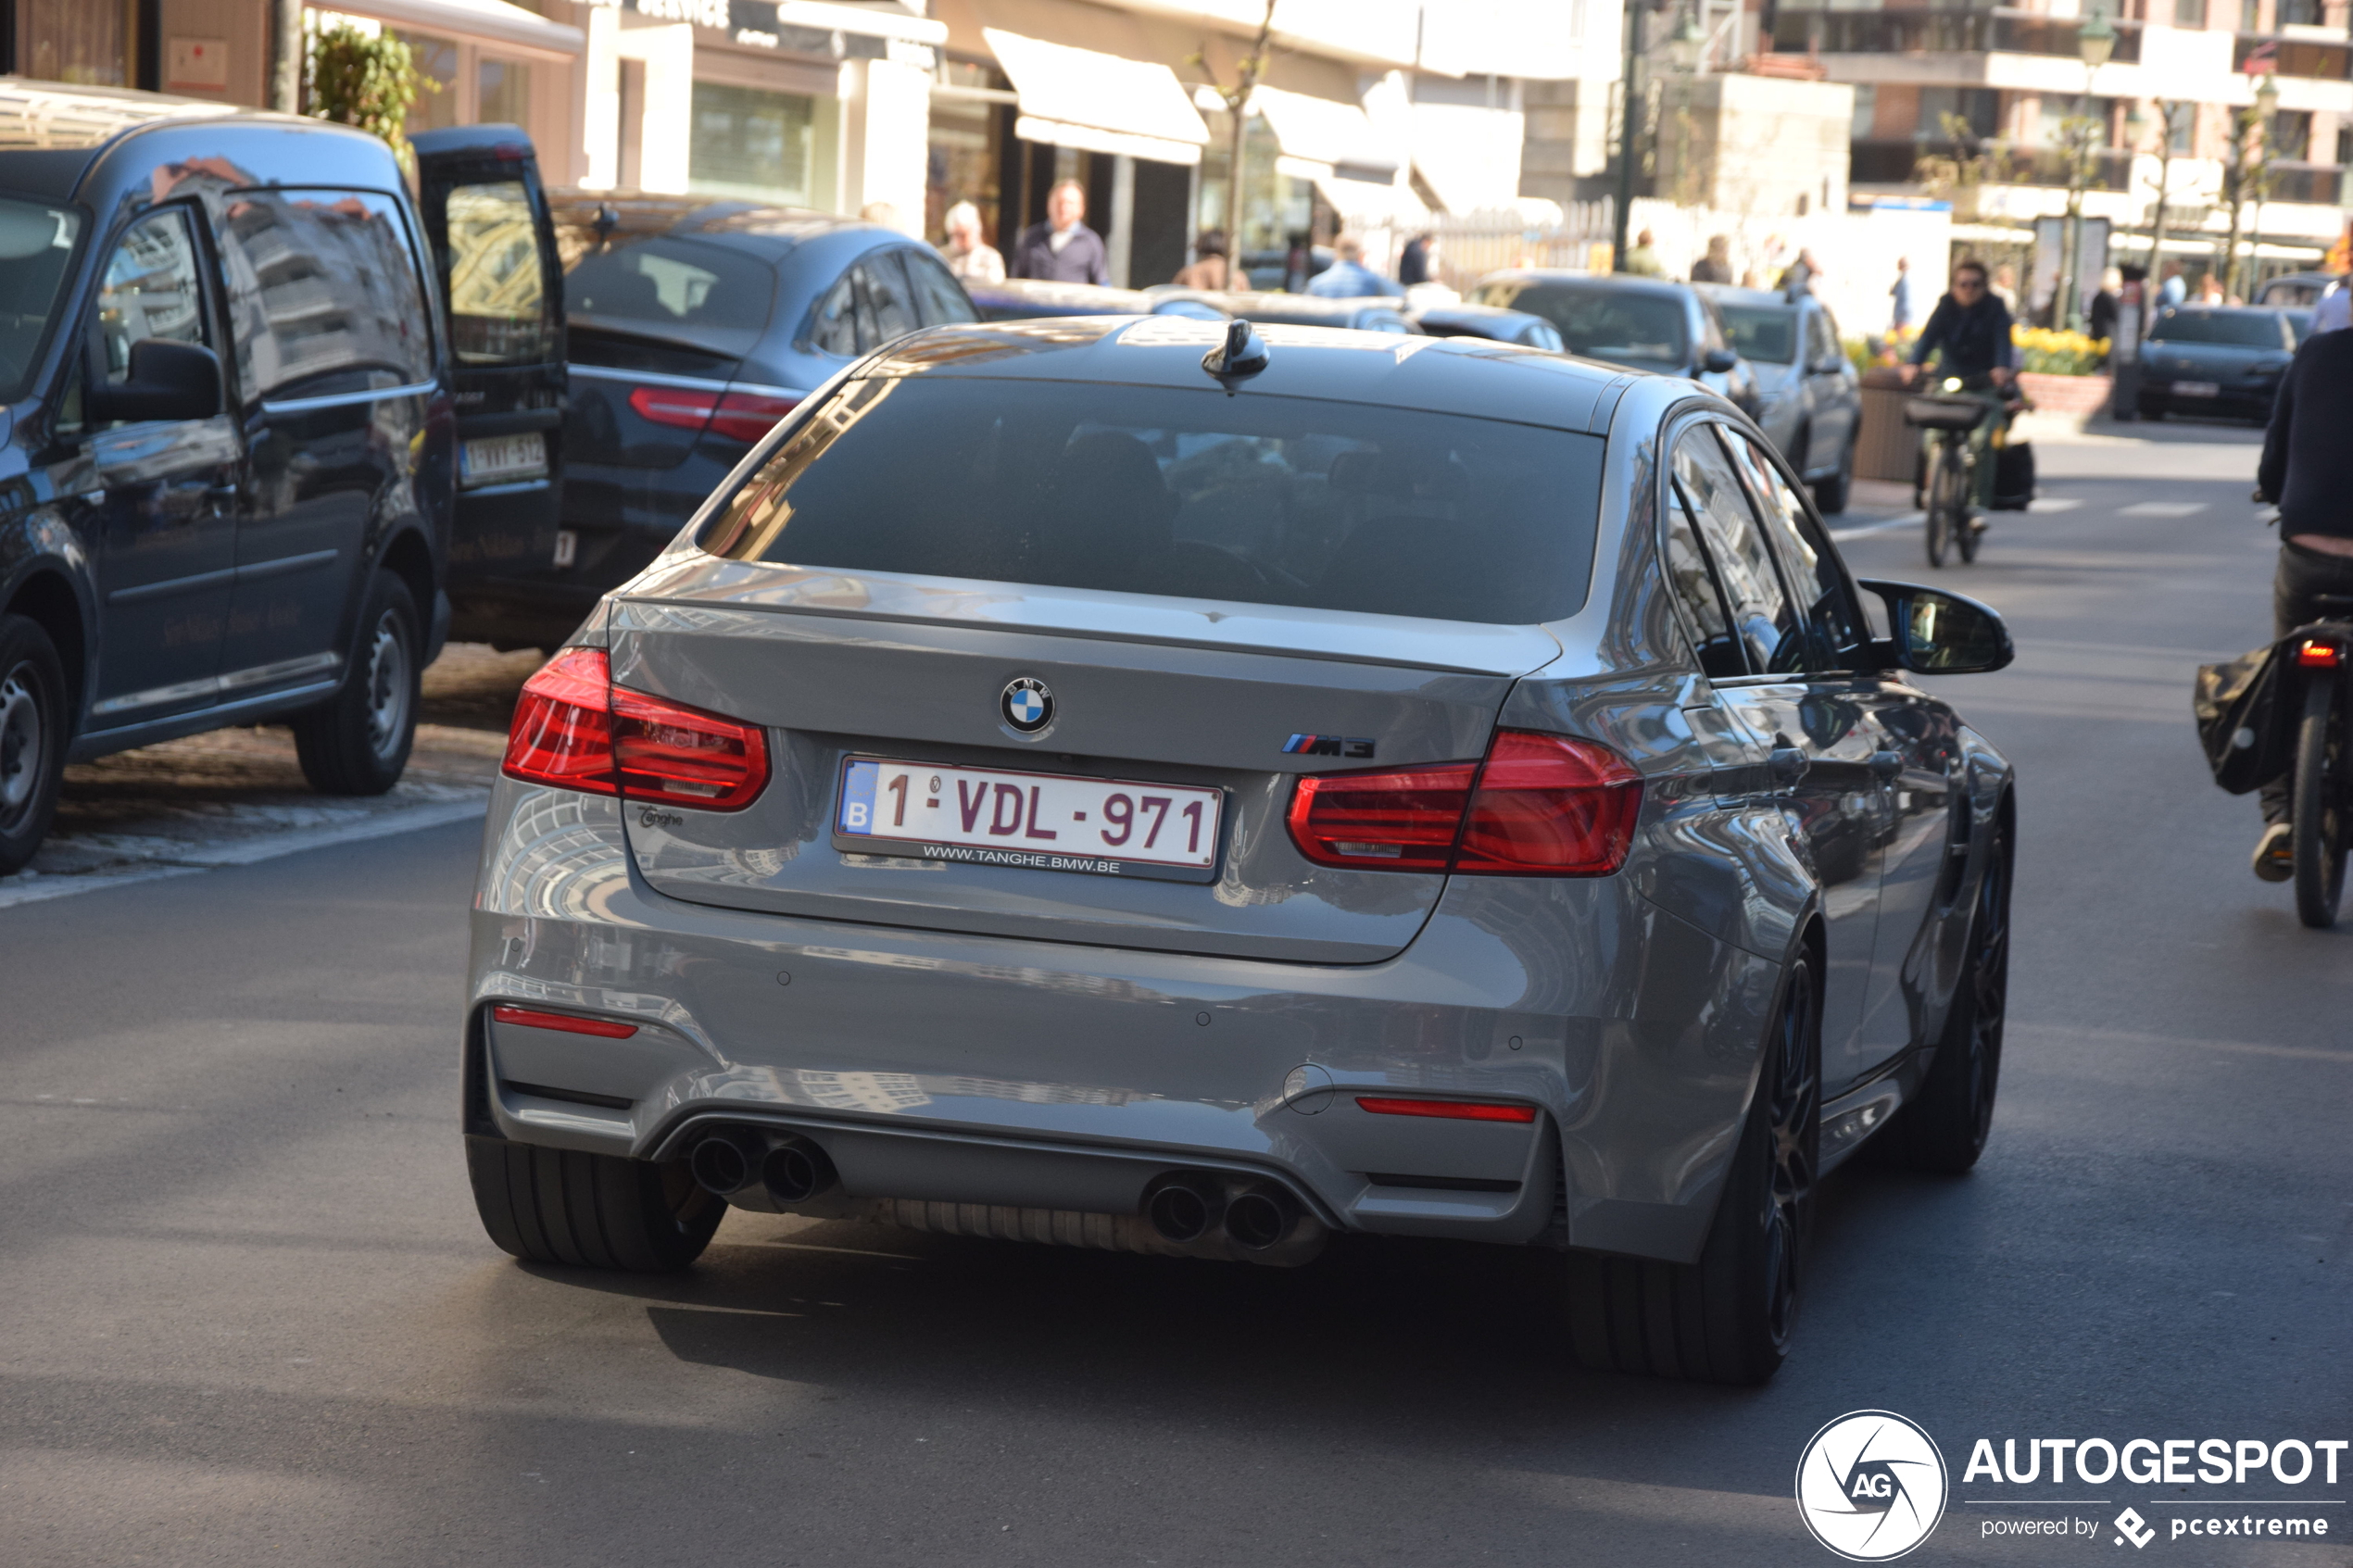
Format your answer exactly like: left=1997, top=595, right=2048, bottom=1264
left=1718, top=304, right=1795, bottom=364
left=1496, top=285, right=1689, bottom=369
left=698, top=377, right=1604, bottom=624
left=563, top=234, right=774, bottom=356
left=2149, top=309, right=2285, bottom=347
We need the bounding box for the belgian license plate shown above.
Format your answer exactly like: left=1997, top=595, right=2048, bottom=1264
left=459, top=432, right=547, bottom=488
left=2174, top=381, right=2220, bottom=398
left=834, top=758, right=1223, bottom=882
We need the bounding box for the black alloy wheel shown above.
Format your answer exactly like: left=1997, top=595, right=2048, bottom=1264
left=1885, top=810, right=2011, bottom=1173
left=1567, top=955, right=1821, bottom=1385
left=0, top=614, right=69, bottom=876
left=2291, top=674, right=2347, bottom=928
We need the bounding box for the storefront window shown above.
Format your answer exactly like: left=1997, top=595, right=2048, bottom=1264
left=479, top=56, right=531, bottom=128
left=18, top=0, right=126, bottom=86
left=398, top=32, right=460, bottom=136
left=1193, top=113, right=1298, bottom=259
left=925, top=60, right=1005, bottom=245
left=689, top=82, right=823, bottom=206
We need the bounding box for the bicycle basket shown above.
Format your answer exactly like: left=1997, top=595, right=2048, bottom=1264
left=1905, top=395, right=1984, bottom=432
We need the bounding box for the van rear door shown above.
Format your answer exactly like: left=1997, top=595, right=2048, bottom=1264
left=411, top=126, right=566, bottom=635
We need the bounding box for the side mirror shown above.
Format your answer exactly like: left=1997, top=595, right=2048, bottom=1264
left=1700, top=346, right=1739, bottom=374
left=1856, top=578, right=2013, bottom=674
left=84, top=338, right=221, bottom=425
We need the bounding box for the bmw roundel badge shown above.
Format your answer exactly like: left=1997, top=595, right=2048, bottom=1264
left=1000, top=677, right=1054, bottom=734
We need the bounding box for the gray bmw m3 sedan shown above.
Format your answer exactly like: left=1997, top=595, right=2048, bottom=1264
left=464, top=317, right=2018, bottom=1385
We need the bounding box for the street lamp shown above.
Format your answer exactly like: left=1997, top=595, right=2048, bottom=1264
left=2247, top=72, right=2281, bottom=295
left=2056, top=7, right=2117, bottom=331
left=1669, top=8, right=1706, bottom=71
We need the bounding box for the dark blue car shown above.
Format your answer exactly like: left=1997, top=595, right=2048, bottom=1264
left=2136, top=306, right=2297, bottom=425
left=449, top=194, right=978, bottom=651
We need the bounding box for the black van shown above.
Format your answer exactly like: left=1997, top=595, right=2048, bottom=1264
left=0, top=85, right=564, bottom=874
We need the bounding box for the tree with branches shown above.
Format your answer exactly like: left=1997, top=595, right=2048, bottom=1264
left=1189, top=0, right=1281, bottom=274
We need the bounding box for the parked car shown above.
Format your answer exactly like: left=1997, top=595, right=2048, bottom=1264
left=1241, top=243, right=1332, bottom=292
left=446, top=195, right=979, bottom=653
left=462, top=317, right=2017, bottom=1387
left=2135, top=306, right=2297, bottom=423
left=0, top=86, right=553, bottom=874
left=1466, top=270, right=1760, bottom=418
left=1696, top=284, right=1861, bottom=512
left=1205, top=294, right=1417, bottom=333
left=1408, top=301, right=1566, bottom=352
left=968, top=277, right=1228, bottom=322
left=2252, top=270, right=2337, bottom=309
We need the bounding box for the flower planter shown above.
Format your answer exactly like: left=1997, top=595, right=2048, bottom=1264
left=2017, top=371, right=2112, bottom=415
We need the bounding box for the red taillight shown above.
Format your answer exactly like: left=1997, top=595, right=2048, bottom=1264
left=491, top=1003, right=638, bottom=1039
left=500, top=646, right=770, bottom=810
left=1356, top=1097, right=1538, bottom=1123
left=628, top=384, right=718, bottom=433
left=709, top=391, right=800, bottom=443
left=625, top=385, right=800, bottom=444
left=2296, top=639, right=2343, bottom=669
left=1285, top=730, right=1642, bottom=877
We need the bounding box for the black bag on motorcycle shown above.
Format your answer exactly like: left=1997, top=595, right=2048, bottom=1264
left=1990, top=441, right=2035, bottom=510
left=2194, top=641, right=2296, bottom=793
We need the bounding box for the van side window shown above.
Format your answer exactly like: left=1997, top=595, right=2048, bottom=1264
left=442, top=180, right=552, bottom=366
left=218, top=188, right=435, bottom=399
left=94, top=207, right=211, bottom=383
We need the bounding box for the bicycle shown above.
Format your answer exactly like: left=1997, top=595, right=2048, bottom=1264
left=1905, top=376, right=2024, bottom=570
left=2286, top=598, right=2351, bottom=927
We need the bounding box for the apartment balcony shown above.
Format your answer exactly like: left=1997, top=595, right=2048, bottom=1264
left=1772, top=8, right=2144, bottom=65
left=2233, top=32, right=2352, bottom=82
left=2260, top=160, right=2345, bottom=203
left=1850, top=136, right=2135, bottom=191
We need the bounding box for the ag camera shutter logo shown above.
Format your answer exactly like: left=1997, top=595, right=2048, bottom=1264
left=1796, top=1410, right=1949, bottom=1561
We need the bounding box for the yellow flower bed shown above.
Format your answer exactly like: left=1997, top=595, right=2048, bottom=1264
left=2012, top=325, right=2110, bottom=376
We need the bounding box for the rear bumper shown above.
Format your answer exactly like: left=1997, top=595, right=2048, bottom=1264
left=467, top=782, right=1780, bottom=1264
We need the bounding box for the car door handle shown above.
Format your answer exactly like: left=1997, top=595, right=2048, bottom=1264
left=1869, top=750, right=1905, bottom=782
left=1769, top=747, right=1810, bottom=784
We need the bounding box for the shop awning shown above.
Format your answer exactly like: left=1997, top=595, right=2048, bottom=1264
left=984, top=27, right=1209, bottom=166
left=313, top=0, right=582, bottom=61
left=1247, top=83, right=1400, bottom=183
left=1303, top=167, right=1424, bottom=227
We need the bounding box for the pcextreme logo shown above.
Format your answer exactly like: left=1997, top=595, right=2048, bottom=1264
left=1797, top=1411, right=1951, bottom=1562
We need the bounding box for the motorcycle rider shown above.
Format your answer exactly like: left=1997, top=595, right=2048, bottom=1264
left=1900, top=259, right=2018, bottom=520
left=2249, top=308, right=2353, bottom=879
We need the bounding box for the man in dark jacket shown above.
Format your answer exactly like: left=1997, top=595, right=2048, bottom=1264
left=2249, top=324, right=2353, bottom=879
left=1902, top=258, right=2017, bottom=512
left=1007, top=179, right=1109, bottom=285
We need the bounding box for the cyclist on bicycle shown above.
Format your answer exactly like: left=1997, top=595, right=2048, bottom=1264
left=2250, top=311, right=2353, bottom=880
left=1900, top=259, right=2018, bottom=521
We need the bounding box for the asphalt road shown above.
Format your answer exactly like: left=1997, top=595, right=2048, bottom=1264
left=3, top=418, right=2347, bottom=1567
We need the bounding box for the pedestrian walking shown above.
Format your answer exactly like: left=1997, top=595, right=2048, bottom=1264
left=2310, top=276, right=2349, bottom=333
left=1620, top=228, right=1665, bottom=277
left=2195, top=271, right=2225, bottom=306
left=2158, top=259, right=2187, bottom=307
left=1007, top=180, right=1109, bottom=285
left=2249, top=320, right=2353, bottom=878
left=1398, top=232, right=1437, bottom=286
left=1991, top=262, right=2020, bottom=314
left=1172, top=230, right=1250, bottom=291
left=1889, top=256, right=1915, bottom=332
left=1303, top=232, right=1401, bottom=297
left=2089, top=267, right=2121, bottom=344
left=938, top=200, right=1004, bottom=283
left=1690, top=234, right=1733, bottom=283
left=1780, top=248, right=1818, bottom=300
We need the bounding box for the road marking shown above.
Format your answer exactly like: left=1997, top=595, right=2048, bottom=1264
left=1828, top=512, right=1923, bottom=541
left=2119, top=500, right=2208, bottom=516
left=2027, top=496, right=2082, bottom=512
left=0, top=797, right=489, bottom=910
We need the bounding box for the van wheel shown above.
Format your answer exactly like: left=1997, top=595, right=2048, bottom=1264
left=1567, top=956, right=1819, bottom=1385
left=0, top=613, right=69, bottom=876
left=465, top=1135, right=724, bottom=1272
left=294, top=572, right=419, bottom=796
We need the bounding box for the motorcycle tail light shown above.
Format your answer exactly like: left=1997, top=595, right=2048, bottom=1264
left=501, top=646, right=770, bottom=810
left=2296, top=639, right=2343, bottom=669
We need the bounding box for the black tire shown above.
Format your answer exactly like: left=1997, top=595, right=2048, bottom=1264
left=1568, top=956, right=1819, bottom=1385
left=1812, top=436, right=1855, bottom=516
left=294, top=571, right=420, bottom=796
left=1883, top=809, right=2011, bottom=1173
left=2140, top=403, right=2165, bottom=421
left=0, top=613, right=69, bottom=876
left=1925, top=444, right=1965, bottom=570
left=465, top=1135, right=724, bottom=1272
left=1957, top=476, right=1982, bottom=563
left=2291, top=676, right=2347, bottom=929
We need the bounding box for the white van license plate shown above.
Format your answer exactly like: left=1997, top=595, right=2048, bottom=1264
left=459, top=432, right=547, bottom=488
left=834, top=758, right=1222, bottom=882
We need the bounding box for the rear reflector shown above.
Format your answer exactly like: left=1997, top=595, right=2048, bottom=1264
left=501, top=646, right=771, bottom=810
left=1287, top=730, right=1642, bottom=876
left=2296, top=639, right=2343, bottom=669
left=1355, top=1097, right=1538, bottom=1123
left=491, top=1003, right=638, bottom=1039
left=625, top=384, right=799, bottom=445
